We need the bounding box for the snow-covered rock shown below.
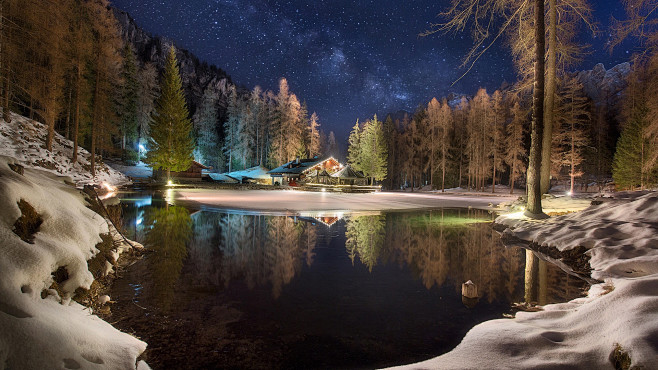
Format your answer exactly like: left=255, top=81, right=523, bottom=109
left=392, top=192, right=658, bottom=369
left=0, top=112, right=129, bottom=187
left=0, top=155, right=146, bottom=369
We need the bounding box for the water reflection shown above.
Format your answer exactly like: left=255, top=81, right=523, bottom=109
left=143, top=205, right=192, bottom=310
left=119, top=195, right=585, bottom=305
left=114, top=193, right=589, bottom=369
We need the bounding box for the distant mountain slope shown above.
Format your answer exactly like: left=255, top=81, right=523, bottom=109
left=574, top=62, right=630, bottom=109
left=113, top=8, right=235, bottom=118
left=0, top=113, right=129, bottom=186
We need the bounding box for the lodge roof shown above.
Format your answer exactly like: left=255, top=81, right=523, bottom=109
left=331, top=164, right=365, bottom=179
left=268, top=156, right=339, bottom=175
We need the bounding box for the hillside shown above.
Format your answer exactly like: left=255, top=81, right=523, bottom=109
left=0, top=112, right=129, bottom=187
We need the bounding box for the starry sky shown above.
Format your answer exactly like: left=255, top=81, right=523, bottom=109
left=110, top=0, right=636, bottom=141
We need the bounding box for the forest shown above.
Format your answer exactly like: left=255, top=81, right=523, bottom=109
left=0, top=0, right=336, bottom=176
left=1, top=0, right=657, bottom=193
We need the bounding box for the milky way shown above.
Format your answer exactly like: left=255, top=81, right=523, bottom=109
left=110, top=0, right=634, bottom=140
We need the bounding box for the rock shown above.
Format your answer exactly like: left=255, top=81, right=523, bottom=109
left=462, top=280, right=478, bottom=299
left=98, top=295, right=111, bottom=305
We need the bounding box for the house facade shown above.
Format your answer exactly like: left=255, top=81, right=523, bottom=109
left=268, top=156, right=341, bottom=185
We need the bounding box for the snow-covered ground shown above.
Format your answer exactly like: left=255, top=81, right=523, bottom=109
left=0, top=113, right=129, bottom=187
left=171, top=188, right=518, bottom=213
left=393, top=191, right=658, bottom=369
left=0, top=155, right=147, bottom=369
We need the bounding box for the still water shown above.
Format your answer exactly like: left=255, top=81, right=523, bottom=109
left=110, top=191, right=588, bottom=369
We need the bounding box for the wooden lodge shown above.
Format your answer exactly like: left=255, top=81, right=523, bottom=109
left=268, top=156, right=376, bottom=192
left=268, top=156, right=341, bottom=185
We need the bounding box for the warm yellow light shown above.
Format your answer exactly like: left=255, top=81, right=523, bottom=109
left=167, top=180, right=173, bottom=186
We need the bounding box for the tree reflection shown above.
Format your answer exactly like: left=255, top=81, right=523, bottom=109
left=184, top=212, right=319, bottom=298
left=144, top=205, right=192, bottom=310
left=345, top=214, right=386, bottom=272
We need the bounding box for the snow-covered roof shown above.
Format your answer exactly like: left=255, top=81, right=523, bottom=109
left=268, top=156, right=340, bottom=176
left=226, top=165, right=271, bottom=181
left=331, top=164, right=364, bottom=179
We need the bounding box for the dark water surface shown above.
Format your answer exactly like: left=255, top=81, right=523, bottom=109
left=110, top=191, right=587, bottom=369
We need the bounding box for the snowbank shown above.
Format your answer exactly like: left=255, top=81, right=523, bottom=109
left=393, top=192, right=658, bottom=369
left=0, top=155, right=146, bottom=369
left=173, top=189, right=517, bottom=213
left=0, top=112, right=129, bottom=187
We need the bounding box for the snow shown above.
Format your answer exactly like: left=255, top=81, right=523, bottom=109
left=0, top=155, right=146, bottom=368
left=392, top=192, right=658, bottom=369
left=105, top=160, right=152, bottom=179
left=172, top=189, right=517, bottom=213
left=225, top=165, right=271, bottom=182
left=0, top=112, right=130, bottom=187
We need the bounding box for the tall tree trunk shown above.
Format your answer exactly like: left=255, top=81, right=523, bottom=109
left=72, top=65, right=81, bottom=163
left=541, top=0, right=557, bottom=194
left=526, top=0, right=546, bottom=217
left=91, top=58, right=101, bottom=177
left=1, top=1, right=11, bottom=124
left=510, top=160, right=516, bottom=195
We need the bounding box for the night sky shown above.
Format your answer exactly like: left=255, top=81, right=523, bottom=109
left=110, top=0, right=637, bottom=140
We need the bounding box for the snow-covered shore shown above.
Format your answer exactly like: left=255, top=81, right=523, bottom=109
left=392, top=192, right=658, bottom=369
left=0, top=155, right=147, bottom=369
left=0, top=113, right=129, bottom=187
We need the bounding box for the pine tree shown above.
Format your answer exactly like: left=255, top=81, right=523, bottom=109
left=360, top=115, right=388, bottom=185
left=613, top=103, right=651, bottom=189
left=145, top=46, right=194, bottom=180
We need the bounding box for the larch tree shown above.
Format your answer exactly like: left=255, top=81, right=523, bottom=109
left=118, top=43, right=139, bottom=153
left=526, top=0, right=546, bottom=216
left=137, top=62, right=160, bottom=153
left=347, top=120, right=362, bottom=171
left=87, top=0, right=122, bottom=176
left=426, top=97, right=441, bottom=188
left=193, top=86, right=220, bottom=169
left=308, top=112, right=320, bottom=158
left=490, top=90, right=506, bottom=193
left=65, top=0, right=93, bottom=164
left=505, top=100, right=528, bottom=194
left=223, top=85, right=240, bottom=172
left=21, top=0, right=68, bottom=153
left=554, top=77, right=590, bottom=194
left=360, top=115, right=388, bottom=185
left=327, top=131, right=338, bottom=157
left=145, top=46, right=194, bottom=181
left=437, top=98, right=453, bottom=192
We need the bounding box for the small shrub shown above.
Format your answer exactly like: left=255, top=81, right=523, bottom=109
left=609, top=343, right=632, bottom=370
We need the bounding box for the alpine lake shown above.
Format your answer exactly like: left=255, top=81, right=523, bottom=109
left=106, top=189, right=589, bottom=369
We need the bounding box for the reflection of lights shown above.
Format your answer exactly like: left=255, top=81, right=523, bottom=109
left=99, top=182, right=117, bottom=200
left=321, top=188, right=326, bottom=192
left=136, top=217, right=143, bottom=225
left=165, top=188, right=175, bottom=204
